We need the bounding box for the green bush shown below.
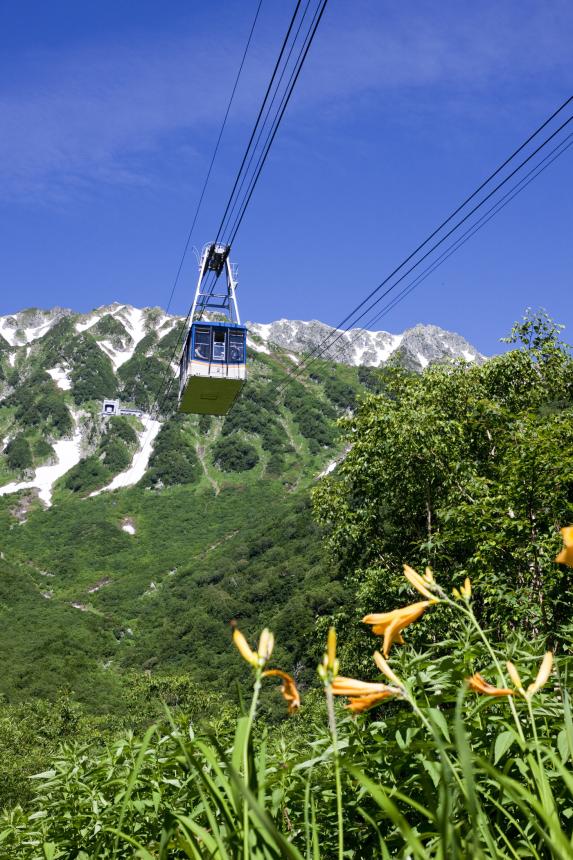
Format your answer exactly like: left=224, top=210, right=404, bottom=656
left=108, top=416, right=138, bottom=446
left=64, top=455, right=109, bottom=493
left=3, top=579, right=573, bottom=859
left=33, top=438, right=54, bottom=462
left=213, top=436, right=259, bottom=472
left=283, top=381, right=337, bottom=454
left=91, top=314, right=129, bottom=345
left=313, top=310, right=573, bottom=661
left=5, top=434, right=33, bottom=471
left=101, top=437, right=131, bottom=472
left=118, top=354, right=166, bottom=410
left=143, top=417, right=200, bottom=487
left=198, top=414, right=212, bottom=435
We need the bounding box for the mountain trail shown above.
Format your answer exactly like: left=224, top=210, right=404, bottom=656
left=196, top=444, right=220, bottom=495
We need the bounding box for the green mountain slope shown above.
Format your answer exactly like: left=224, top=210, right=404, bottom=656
left=0, top=305, right=367, bottom=709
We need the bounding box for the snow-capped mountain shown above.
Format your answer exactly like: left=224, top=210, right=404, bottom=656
left=0, top=304, right=482, bottom=372
left=248, top=319, right=482, bottom=370
left=0, top=304, right=483, bottom=508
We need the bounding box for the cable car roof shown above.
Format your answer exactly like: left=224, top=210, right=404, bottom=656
left=191, top=320, right=246, bottom=330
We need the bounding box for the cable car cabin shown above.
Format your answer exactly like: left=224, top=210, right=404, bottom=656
left=179, top=321, right=247, bottom=415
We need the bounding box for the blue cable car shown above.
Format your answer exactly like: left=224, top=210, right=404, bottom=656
left=178, top=243, right=247, bottom=415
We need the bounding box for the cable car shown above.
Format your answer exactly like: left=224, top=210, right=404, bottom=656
left=178, top=243, right=247, bottom=415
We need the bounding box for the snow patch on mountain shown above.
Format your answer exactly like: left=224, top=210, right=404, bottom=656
left=2, top=304, right=482, bottom=377
left=98, top=339, right=133, bottom=370
left=0, top=309, right=70, bottom=346
left=76, top=314, right=100, bottom=333
left=116, top=306, right=148, bottom=347
left=92, top=416, right=161, bottom=494
left=0, top=409, right=83, bottom=506
left=247, top=337, right=270, bottom=354
left=248, top=319, right=481, bottom=370
left=47, top=366, right=72, bottom=390
left=23, top=320, right=55, bottom=344
left=0, top=318, right=18, bottom=346
left=76, top=304, right=152, bottom=367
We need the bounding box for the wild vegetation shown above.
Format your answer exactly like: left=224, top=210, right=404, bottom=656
left=0, top=310, right=572, bottom=856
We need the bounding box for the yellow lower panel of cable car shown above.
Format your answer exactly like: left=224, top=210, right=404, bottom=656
left=178, top=375, right=245, bottom=416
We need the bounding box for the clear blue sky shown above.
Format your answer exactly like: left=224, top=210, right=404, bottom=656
left=0, top=0, right=571, bottom=353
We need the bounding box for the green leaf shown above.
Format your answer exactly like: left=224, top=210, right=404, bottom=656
left=494, top=730, right=517, bottom=765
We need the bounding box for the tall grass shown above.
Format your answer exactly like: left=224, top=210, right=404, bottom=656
left=2, top=558, right=573, bottom=858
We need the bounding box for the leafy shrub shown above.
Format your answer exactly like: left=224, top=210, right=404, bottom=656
left=313, top=310, right=573, bottom=651
left=266, top=451, right=285, bottom=477
left=213, top=436, right=259, bottom=472
left=357, top=364, right=388, bottom=393
left=198, top=414, right=212, bottom=435
left=284, top=382, right=336, bottom=454
left=5, top=381, right=72, bottom=436
left=101, top=437, right=131, bottom=472
left=4, top=567, right=573, bottom=859
left=221, top=385, right=291, bottom=456
left=64, top=455, right=109, bottom=493
left=91, top=314, right=130, bottom=346
left=118, top=354, right=166, bottom=409
left=323, top=375, right=358, bottom=410
left=5, top=434, right=33, bottom=471
left=108, top=415, right=138, bottom=446
left=68, top=337, right=118, bottom=404
left=143, top=417, right=200, bottom=487
left=33, top=438, right=54, bottom=462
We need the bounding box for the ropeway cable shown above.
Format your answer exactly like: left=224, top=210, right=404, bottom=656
left=271, top=96, right=573, bottom=392
left=151, top=0, right=329, bottom=419
left=215, top=0, right=317, bottom=245
left=211, top=0, right=304, bottom=248
left=131, top=0, right=264, bottom=467
left=196, top=0, right=329, bottom=317
left=272, top=104, right=573, bottom=397
left=302, top=132, right=573, bottom=374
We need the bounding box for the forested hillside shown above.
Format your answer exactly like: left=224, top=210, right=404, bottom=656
left=2, top=307, right=573, bottom=859
left=0, top=303, right=482, bottom=710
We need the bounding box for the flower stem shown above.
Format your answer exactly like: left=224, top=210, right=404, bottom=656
left=243, top=671, right=262, bottom=859
left=326, top=683, right=344, bottom=860
left=453, top=600, right=525, bottom=743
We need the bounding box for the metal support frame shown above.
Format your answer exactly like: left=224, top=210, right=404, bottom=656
left=190, top=242, right=241, bottom=324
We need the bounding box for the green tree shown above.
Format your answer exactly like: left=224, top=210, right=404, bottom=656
left=313, top=311, right=573, bottom=647
left=213, top=436, right=259, bottom=472
left=5, top=434, right=33, bottom=472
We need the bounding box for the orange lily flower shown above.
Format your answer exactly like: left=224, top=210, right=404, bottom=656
left=467, top=673, right=514, bottom=697
left=403, top=565, right=439, bottom=602
left=506, top=661, right=524, bottom=694
left=346, top=691, right=397, bottom=713
left=233, top=629, right=258, bottom=667
left=232, top=627, right=274, bottom=668
left=331, top=675, right=400, bottom=713
left=526, top=652, right=553, bottom=698
left=363, top=601, right=430, bottom=656
left=332, top=676, right=393, bottom=696
left=506, top=652, right=554, bottom=698
left=262, top=669, right=301, bottom=714
left=556, top=526, right=573, bottom=568
left=318, top=626, right=340, bottom=683
left=373, top=650, right=402, bottom=686
left=453, top=577, right=472, bottom=601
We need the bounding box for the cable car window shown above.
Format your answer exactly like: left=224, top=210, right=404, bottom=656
left=194, top=328, right=210, bottom=361
left=212, top=329, right=226, bottom=361
left=229, top=332, right=244, bottom=363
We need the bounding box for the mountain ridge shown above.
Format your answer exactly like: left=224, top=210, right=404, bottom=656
left=0, top=303, right=482, bottom=508
left=0, top=303, right=483, bottom=370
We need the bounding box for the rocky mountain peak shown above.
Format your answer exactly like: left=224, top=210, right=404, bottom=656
left=248, top=318, right=482, bottom=370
